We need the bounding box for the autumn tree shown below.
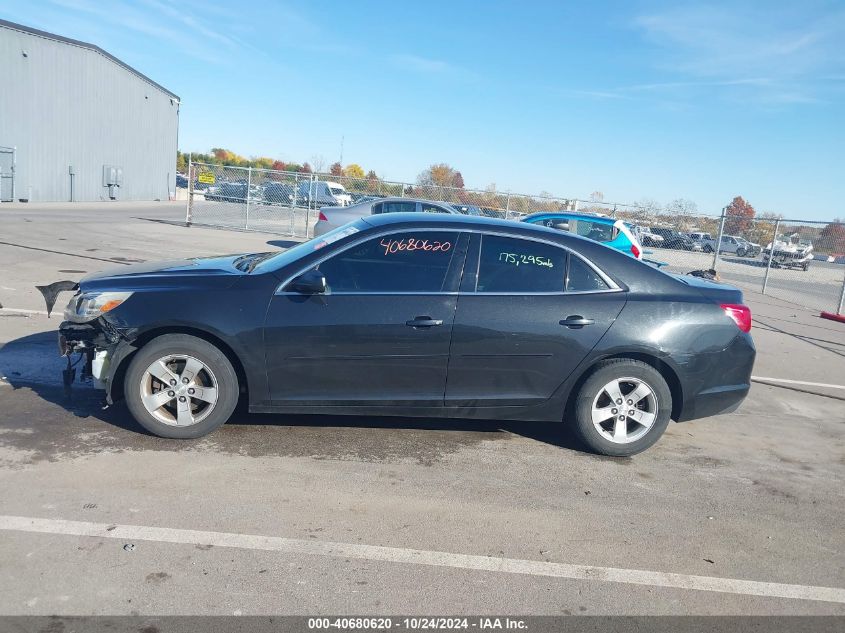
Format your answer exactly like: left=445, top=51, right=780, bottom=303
left=453, top=171, right=465, bottom=189
left=366, top=169, right=378, bottom=181
left=417, top=163, right=461, bottom=188
left=301, top=162, right=313, bottom=174
left=176, top=152, right=187, bottom=173
left=329, top=162, right=342, bottom=176
left=271, top=160, right=287, bottom=172
left=252, top=156, right=274, bottom=169
left=819, top=218, right=845, bottom=252
left=724, top=196, right=755, bottom=234
left=343, top=163, right=365, bottom=179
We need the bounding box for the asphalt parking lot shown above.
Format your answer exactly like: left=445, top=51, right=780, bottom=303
left=0, top=202, right=843, bottom=615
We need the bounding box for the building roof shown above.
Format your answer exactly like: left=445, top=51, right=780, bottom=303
left=0, top=18, right=179, bottom=100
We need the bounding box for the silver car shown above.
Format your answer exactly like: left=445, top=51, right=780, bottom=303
left=314, top=197, right=459, bottom=236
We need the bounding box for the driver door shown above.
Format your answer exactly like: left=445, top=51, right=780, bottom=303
left=263, top=230, right=468, bottom=407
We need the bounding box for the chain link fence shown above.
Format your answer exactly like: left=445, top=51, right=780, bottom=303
left=610, top=209, right=845, bottom=314
left=186, top=162, right=316, bottom=235
left=185, top=160, right=581, bottom=237
left=184, top=160, right=845, bottom=314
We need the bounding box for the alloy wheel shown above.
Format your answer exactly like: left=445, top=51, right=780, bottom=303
left=139, top=354, right=219, bottom=427
left=590, top=377, right=658, bottom=444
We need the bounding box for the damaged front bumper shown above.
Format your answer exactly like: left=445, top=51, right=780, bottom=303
left=58, top=319, right=133, bottom=402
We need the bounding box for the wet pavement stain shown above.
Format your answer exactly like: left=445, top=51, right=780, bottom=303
left=0, top=383, right=519, bottom=467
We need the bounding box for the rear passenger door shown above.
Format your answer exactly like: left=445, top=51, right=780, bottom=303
left=444, top=233, right=626, bottom=407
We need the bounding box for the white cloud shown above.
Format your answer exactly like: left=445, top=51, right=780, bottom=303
left=391, top=54, right=457, bottom=74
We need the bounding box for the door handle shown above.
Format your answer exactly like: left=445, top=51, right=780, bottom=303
left=560, top=315, right=595, bottom=328
left=406, top=316, right=444, bottom=328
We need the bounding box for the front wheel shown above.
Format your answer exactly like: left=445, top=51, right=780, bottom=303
left=124, top=334, right=239, bottom=438
left=703, top=245, right=713, bottom=253
left=571, top=359, right=672, bottom=456
left=736, top=247, right=746, bottom=257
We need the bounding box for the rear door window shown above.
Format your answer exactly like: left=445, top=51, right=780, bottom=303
left=381, top=201, right=417, bottom=214
left=572, top=219, right=617, bottom=242
left=420, top=202, right=452, bottom=214
left=476, top=235, right=566, bottom=293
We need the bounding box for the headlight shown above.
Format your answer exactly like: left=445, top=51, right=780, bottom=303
left=64, top=291, right=134, bottom=323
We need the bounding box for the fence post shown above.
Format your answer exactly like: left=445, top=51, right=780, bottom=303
left=505, top=192, right=511, bottom=218
left=712, top=207, right=727, bottom=269
left=761, top=218, right=780, bottom=295
left=306, top=173, right=315, bottom=238
left=185, top=154, right=193, bottom=226
left=837, top=267, right=845, bottom=315
left=244, top=166, right=252, bottom=230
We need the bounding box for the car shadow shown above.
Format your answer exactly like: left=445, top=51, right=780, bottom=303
left=718, top=256, right=768, bottom=268
left=0, top=330, right=592, bottom=462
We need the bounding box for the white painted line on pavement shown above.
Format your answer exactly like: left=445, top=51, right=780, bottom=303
left=0, top=307, right=50, bottom=316
left=1, top=514, right=843, bottom=604
left=751, top=376, right=845, bottom=390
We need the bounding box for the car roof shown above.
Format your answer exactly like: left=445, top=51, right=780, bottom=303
left=362, top=211, right=528, bottom=231
left=522, top=211, right=616, bottom=224
left=361, top=196, right=454, bottom=204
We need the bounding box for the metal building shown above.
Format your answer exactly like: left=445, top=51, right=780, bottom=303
left=0, top=19, right=179, bottom=203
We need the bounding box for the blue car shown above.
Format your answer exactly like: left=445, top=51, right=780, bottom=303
left=521, top=212, right=642, bottom=259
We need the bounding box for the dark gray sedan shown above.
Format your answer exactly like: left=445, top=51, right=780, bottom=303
left=55, top=213, right=755, bottom=456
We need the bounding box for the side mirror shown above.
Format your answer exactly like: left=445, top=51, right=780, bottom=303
left=287, top=269, right=327, bottom=294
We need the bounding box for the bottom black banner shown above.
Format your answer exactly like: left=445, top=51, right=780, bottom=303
left=0, top=616, right=842, bottom=633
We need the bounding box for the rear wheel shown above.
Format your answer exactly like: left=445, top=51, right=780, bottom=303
left=571, top=359, right=672, bottom=456
left=703, top=244, right=713, bottom=253
left=124, top=334, right=239, bottom=439
left=736, top=247, right=746, bottom=257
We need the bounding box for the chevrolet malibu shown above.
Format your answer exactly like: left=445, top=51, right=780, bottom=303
left=56, top=214, right=755, bottom=456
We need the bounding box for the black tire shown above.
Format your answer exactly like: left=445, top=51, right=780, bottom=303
left=570, top=359, right=672, bottom=457
left=124, top=334, right=239, bottom=439
left=736, top=247, right=746, bottom=257
left=802, top=262, right=810, bottom=271
left=703, top=245, right=713, bottom=253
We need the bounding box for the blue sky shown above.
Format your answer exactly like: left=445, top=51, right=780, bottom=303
left=2, top=0, right=844, bottom=218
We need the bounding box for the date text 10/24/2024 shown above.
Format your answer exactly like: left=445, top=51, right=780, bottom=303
left=308, top=616, right=528, bottom=630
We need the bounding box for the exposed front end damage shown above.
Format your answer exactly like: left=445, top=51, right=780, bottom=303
left=58, top=318, right=131, bottom=402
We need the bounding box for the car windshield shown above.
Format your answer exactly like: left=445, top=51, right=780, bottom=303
left=249, top=221, right=366, bottom=274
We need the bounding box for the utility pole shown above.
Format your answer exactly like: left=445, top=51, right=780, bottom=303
left=339, top=136, right=344, bottom=166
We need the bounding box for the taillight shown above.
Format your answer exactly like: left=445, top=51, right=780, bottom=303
left=630, top=243, right=641, bottom=258
left=318, top=211, right=329, bottom=222
left=721, top=304, right=751, bottom=332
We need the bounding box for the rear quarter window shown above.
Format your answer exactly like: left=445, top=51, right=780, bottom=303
left=477, top=235, right=566, bottom=292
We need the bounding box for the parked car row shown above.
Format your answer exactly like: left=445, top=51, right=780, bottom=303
left=204, top=180, right=354, bottom=207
